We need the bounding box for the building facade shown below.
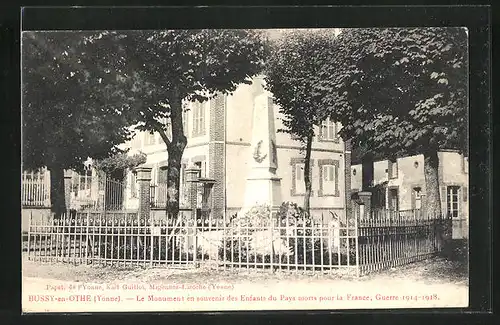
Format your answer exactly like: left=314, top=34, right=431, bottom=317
left=123, top=77, right=349, bottom=222
left=351, top=151, right=469, bottom=239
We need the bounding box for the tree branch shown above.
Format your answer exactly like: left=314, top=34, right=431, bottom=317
left=149, top=118, right=171, bottom=146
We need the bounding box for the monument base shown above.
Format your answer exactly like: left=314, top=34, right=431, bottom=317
left=238, top=176, right=282, bottom=218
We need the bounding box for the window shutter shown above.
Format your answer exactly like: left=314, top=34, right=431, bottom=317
left=328, top=125, right=334, bottom=139
left=156, top=167, right=159, bottom=183
left=334, top=164, right=338, bottom=194
left=201, top=103, right=206, bottom=134
left=440, top=186, right=447, bottom=217
left=192, top=103, right=198, bottom=136
left=463, top=187, right=468, bottom=202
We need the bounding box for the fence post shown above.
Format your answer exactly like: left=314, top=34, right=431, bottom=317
left=136, top=167, right=152, bottom=220
left=185, top=165, right=201, bottom=263
left=63, top=170, right=73, bottom=212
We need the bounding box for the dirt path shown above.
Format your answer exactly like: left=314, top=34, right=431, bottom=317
left=22, top=256, right=468, bottom=312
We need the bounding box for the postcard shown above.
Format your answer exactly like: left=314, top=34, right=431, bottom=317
left=21, top=26, right=469, bottom=313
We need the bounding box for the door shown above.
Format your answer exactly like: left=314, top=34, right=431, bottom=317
left=389, top=188, right=399, bottom=212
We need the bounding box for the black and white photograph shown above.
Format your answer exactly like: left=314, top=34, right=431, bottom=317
left=21, top=25, right=469, bottom=312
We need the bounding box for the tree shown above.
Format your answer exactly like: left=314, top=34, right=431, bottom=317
left=92, top=152, right=147, bottom=178
left=264, top=30, right=337, bottom=214
left=72, top=30, right=267, bottom=217
left=93, top=152, right=147, bottom=172
left=320, top=28, right=468, bottom=218
left=22, top=31, right=135, bottom=217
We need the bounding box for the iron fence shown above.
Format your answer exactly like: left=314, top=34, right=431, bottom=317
left=22, top=170, right=50, bottom=207
left=22, top=169, right=129, bottom=211
left=26, top=208, right=450, bottom=276
left=26, top=210, right=360, bottom=274
left=357, top=209, right=449, bottom=274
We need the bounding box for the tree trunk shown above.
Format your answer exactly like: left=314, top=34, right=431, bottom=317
left=423, top=150, right=442, bottom=219
left=48, top=165, right=66, bottom=218
left=166, top=96, right=187, bottom=218
left=361, top=153, right=374, bottom=191
left=303, top=134, right=313, bottom=216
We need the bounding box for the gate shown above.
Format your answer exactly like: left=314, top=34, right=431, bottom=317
left=69, top=170, right=129, bottom=212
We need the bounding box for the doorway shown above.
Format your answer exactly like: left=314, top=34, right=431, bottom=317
left=388, top=187, right=399, bottom=212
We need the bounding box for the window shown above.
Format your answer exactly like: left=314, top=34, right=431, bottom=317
left=388, top=188, right=399, bottom=211
left=290, top=159, right=314, bottom=196
left=131, top=134, right=141, bottom=148
left=158, top=167, right=168, bottom=184
left=194, top=161, right=207, bottom=178
left=144, top=132, right=156, bottom=145
left=192, top=101, right=205, bottom=136
left=322, top=165, right=336, bottom=196
left=447, top=186, right=460, bottom=218
left=151, top=167, right=157, bottom=186
left=412, top=187, right=422, bottom=209
left=320, top=118, right=337, bottom=141
left=182, top=111, right=188, bottom=135
left=319, top=160, right=339, bottom=196
left=294, top=163, right=305, bottom=195
left=71, top=169, right=92, bottom=198
left=388, top=160, right=398, bottom=179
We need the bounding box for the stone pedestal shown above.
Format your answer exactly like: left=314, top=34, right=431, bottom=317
left=136, top=167, right=152, bottom=219
left=241, top=91, right=282, bottom=214
left=185, top=166, right=200, bottom=251
left=185, top=166, right=201, bottom=212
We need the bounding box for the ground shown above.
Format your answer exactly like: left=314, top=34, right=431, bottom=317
left=22, top=255, right=468, bottom=312
left=23, top=256, right=467, bottom=285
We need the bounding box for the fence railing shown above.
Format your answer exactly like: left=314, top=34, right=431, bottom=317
left=26, top=204, right=450, bottom=276
left=22, top=169, right=129, bottom=211
left=22, top=172, right=50, bottom=207
left=358, top=210, right=448, bottom=274
left=26, top=210, right=360, bottom=274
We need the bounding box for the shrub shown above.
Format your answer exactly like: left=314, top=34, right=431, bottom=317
left=217, top=202, right=358, bottom=268
left=218, top=205, right=284, bottom=266
left=97, top=234, right=209, bottom=263
left=218, top=236, right=250, bottom=262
